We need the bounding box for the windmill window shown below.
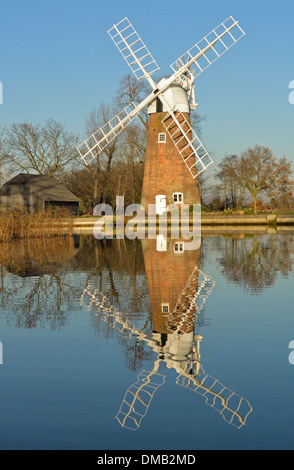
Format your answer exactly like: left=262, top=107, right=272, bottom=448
left=174, top=242, right=184, bottom=253
left=173, top=192, right=183, bottom=203
left=161, top=303, right=169, bottom=313
left=158, top=133, right=166, bottom=143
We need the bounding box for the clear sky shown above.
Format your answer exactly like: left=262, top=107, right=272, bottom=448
left=0, top=0, right=294, bottom=171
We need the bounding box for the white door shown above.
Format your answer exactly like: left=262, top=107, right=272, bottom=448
left=156, top=234, right=167, bottom=252
left=155, top=195, right=166, bottom=215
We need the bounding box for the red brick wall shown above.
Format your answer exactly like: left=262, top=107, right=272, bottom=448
left=142, top=238, right=201, bottom=335
left=141, top=112, right=201, bottom=210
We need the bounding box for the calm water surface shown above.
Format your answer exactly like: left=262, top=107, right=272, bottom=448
left=0, top=232, right=293, bottom=450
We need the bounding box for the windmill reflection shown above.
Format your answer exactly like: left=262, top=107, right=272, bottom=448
left=81, top=236, right=252, bottom=431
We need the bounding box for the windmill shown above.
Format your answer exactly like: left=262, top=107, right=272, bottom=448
left=81, top=262, right=252, bottom=431
left=81, top=238, right=252, bottom=430
left=77, top=16, right=245, bottom=214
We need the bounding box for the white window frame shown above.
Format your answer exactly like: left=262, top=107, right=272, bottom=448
left=158, top=133, right=166, bottom=143
left=173, top=192, right=183, bottom=204
left=161, top=303, right=169, bottom=313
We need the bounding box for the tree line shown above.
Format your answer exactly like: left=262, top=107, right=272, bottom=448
left=0, top=73, right=293, bottom=214
left=209, top=147, right=293, bottom=213
left=0, top=74, right=150, bottom=213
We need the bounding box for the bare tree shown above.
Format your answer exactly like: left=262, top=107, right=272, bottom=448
left=79, top=76, right=149, bottom=209
left=264, top=156, right=293, bottom=210
left=83, top=101, right=120, bottom=205
left=115, top=73, right=150, bottom=130
left=64, top=167, right=97, bottom=213
left=216, top=154, right=246, bottom=209
left=0, top=130, right=11, bottom=185
left=1, top=118, right=79, bottom=179
left=215, top=146, right=293, bottom=213
left=239, top=145, right=293, bottom=213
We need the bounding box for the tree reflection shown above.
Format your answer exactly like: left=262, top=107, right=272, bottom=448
left=219, top=234, right=294, bottom=293
left=1, top=232, right=293, bottom=372
left=0, top=237, right=81, bottom=329
left=80, top=237, right=153, bottom=372
left=0, top=235, right=153, bottom=371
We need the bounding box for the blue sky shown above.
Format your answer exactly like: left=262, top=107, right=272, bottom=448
left=0, top=0, right=294, bottom=171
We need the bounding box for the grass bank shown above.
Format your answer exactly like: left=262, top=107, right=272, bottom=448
left=0, top=208, right=73, bottom=242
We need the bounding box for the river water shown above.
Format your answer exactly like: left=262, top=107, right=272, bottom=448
left=0, top=231, right=293, bottom=450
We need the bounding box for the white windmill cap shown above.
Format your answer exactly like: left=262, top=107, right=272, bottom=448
left=148, top=78, right=190, bottom=115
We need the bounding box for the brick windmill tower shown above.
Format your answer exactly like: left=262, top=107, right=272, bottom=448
left=141, top=75, right=202, bottom=213
left=77, top=16, right=245, bottom=214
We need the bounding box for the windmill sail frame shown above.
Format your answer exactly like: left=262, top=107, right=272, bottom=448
left=108, top=17, right=160, bottom=81
left=77, top=16, right=245, bottom=177
left=170, top=16, right=245, bottom=80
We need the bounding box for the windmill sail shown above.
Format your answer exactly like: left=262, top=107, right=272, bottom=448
left=77, top=16, right=245, bottom=177
left=175, top=362, right=252, bottom=429
left=161, top=111, right=213, bottom=178
left=170, top=16, right=245, bottom=81
left=116, top=364, right=165, bottom=431
left=108, top=17, right=160, bottom=82
left=77, top=102, right=137, bottom=165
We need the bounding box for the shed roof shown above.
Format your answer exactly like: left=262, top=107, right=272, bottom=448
left=0, top=173, right=80, bottom=202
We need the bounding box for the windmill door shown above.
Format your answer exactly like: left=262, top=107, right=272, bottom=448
left=156, top=234, right=167, bottom=252
left=155, top=195, right=166, bottom=215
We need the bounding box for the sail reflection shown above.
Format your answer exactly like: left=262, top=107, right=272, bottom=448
left=81, top=236, right=253, bottom=430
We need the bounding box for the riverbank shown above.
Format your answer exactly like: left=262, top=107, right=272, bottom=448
left=201, top=213, right=294, bottom=226
left=2, top=211, right=292, bottom=242
left=72, top=213, right=294, bottom=228
left=0, top=209, right=73, bottom=242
